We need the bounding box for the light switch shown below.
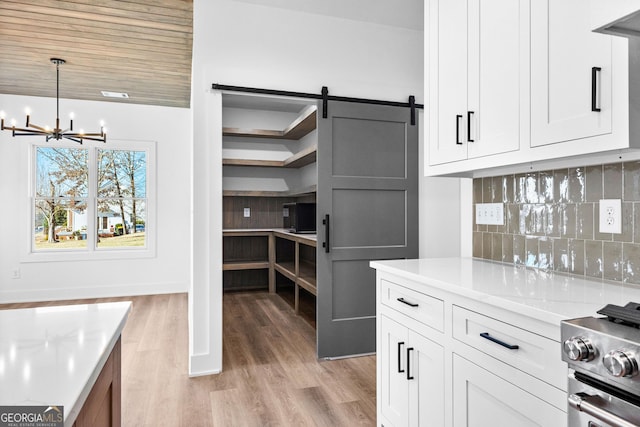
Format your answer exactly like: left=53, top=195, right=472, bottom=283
left=243, top=207, right=250, bottom=218
left=475, top=203, right=504, bottom=225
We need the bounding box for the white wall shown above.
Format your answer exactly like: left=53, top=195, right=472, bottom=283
left=190, top=0, right=462, bottom=376
left=0, top=94, right=191, bottom=302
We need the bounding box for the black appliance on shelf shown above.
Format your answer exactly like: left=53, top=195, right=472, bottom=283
left=283, top=202, right=316, bottom=234
left=561, top=302, right=640, bottom=427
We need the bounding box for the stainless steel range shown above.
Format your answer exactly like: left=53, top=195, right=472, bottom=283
left=561, top=302, right=640, bottom=427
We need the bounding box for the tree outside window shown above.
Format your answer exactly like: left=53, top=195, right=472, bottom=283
left=34, top=146, right=147, bottom=251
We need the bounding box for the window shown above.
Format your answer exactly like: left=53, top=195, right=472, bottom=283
left=29, top=140, right=155, bottom=260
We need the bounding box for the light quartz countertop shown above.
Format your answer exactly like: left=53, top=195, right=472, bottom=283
left=0, top=301, right=131, bottom=426
left=370, top=257, right=640, bottom=326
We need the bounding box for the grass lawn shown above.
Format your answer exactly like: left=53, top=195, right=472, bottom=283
left=35, top=232, right=145, bottom=249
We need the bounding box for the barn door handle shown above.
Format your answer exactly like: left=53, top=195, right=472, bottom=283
left=322, top=214, right=330, bottom=253
left=456, top=115, right=463, bottom=145
left=592, top=67, right=602, bottom=112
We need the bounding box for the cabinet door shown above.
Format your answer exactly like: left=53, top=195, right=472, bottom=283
left=428, top=0, right=468, bottom=165
left=531, top=0, right=612, bottom=147
left=380, top=315, right=410, bottom=426
left=452, top=355, right=566, bottom=427
left=408, top=331, right=445, bottom=427
left=466, top=0, right=524, bottom=159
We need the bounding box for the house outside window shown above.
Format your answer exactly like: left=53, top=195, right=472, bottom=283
left=28, top=140, right=156, bottom=261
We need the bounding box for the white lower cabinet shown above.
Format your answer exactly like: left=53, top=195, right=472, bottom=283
left=376, top=272, right=567, bottom=427
left=452, top=355, right=566, bottom=427
left=380, top=315, right=444, bottom=427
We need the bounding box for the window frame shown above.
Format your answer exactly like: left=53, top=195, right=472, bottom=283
left=22, top=139, right=157, bottom=262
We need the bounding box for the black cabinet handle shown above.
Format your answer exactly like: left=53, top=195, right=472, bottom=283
left=397, top=297, right=419, bottom=308
left=322, top=214, right=330, bottom=253
left=592, top=67, right=602, bottom=112
left=407, top=347, right=414, bottom=380
left=455, top=114, right=463, bottom=145
left=398, top=341, right=405, bottom=373
left=467, top=111, right=474, bottom=142
left=480, top=332, right=519, bottom=350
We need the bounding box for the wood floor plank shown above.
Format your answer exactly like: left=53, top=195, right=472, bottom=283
left=0, top=291, right=376, bottom=426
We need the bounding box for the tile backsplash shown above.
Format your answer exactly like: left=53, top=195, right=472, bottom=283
left=473, top=161, right=640, bottom=284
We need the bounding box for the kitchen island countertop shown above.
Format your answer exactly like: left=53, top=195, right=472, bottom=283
left=0, top=301, right=131, bottom=426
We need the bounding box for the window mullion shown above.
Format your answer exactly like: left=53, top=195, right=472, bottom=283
left=87, top=147, right=98, bottom=251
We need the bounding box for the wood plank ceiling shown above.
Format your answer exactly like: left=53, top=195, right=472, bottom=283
left=0, top=0, right=193, bottom=108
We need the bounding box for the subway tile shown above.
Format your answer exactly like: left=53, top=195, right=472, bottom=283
left=554, top=168, right=569, bottom=203
left=473, top=231, right=483, bottom=258
left=502, top=234, right=514, bottom=263
left=568, top=167, right=586, bottom=203
left=585, top=165, right=603, bottom=202
left=515, top=173, right=527, bottom=203
left=525, top=172, right=539, bottom=203
left=576, top=203, right=594, bottom=240
left=624, top=161, right=640, bottom=201
left=513, top=235, right=526, bottom=265
left=585, top=240, right=603, bottom=279
left=482, top=177, right=493, bottom=203
left=604, top=163, right=622, bottom=199
left=538, top=237, right=553, bottom=271
left=623, top=243, right=640, bottom=284
left=634, top=203, right=640, bottom=243
left=473, top=178, right=483, bottom=204
left=491, top=233, right=503, bottom=262
left=492, top=176, right=503, bottom=203
left=561, top=204, right=577, bottom=239
left=569, top=239, right=585, bottom=276
left=603, top=241, right=623, bottom=282
left=503, top=175, right=515, bottom=203
left=539, top=170, right=554, bottom=203
left=506, top=204, right=520, bottom=235
left=546, top=204, right=560, bottom=237
left=525, top=236, right=539, bottom=267
left=553, top=238, right=569, bottom=272
left=614, top=201, right=634, bottom=243
left=526, top=204, right=546, bottom=236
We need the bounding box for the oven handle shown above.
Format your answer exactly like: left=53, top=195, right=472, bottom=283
left=568, top=393, right=638, bottom=427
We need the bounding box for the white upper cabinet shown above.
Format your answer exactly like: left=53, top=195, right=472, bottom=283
left=425, top=0, right=633, bottom=177
left=531, top=0, right=612, bottom=147
left=428, top=0, right=527, bottom=166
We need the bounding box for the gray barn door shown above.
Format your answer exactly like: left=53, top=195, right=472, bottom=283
left=316, top=101, right=418, bottom=358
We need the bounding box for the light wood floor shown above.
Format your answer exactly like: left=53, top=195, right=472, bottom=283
left=0, top=289, right=377, bottom=426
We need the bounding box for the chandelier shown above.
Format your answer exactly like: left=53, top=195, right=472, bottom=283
left=0, top=58, right=107, bottom=144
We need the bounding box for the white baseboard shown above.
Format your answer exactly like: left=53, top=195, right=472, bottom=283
left=0, top=281, right=188, bottom=304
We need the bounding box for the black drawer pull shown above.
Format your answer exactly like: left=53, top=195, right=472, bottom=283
left=455, top=114, right=463, bottom=145
left=467, top=111, right=474, bottom=142
left=480, top=332, right=519, bottom=350
left=397, top=297, right=419, bottom=308
left=407, top=347, right=415, bottom=380
left=397, top=341, right=405, bottom=373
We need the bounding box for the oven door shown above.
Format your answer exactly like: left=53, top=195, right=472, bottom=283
left=568, top=374, right=640, bottom=427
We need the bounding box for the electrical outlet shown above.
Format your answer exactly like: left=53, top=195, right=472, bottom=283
left=11, top=268, right=20, bottom=279
left=599, top=199, right=622, bottom=234
left=243, top=207, right=250, bottom=218
left=475, top=203, right=504, bottom=225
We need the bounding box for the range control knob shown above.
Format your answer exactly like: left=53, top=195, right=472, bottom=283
left=603, top=350, right=639, bottom=378
left=563, top=337, right=595, bottom=362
